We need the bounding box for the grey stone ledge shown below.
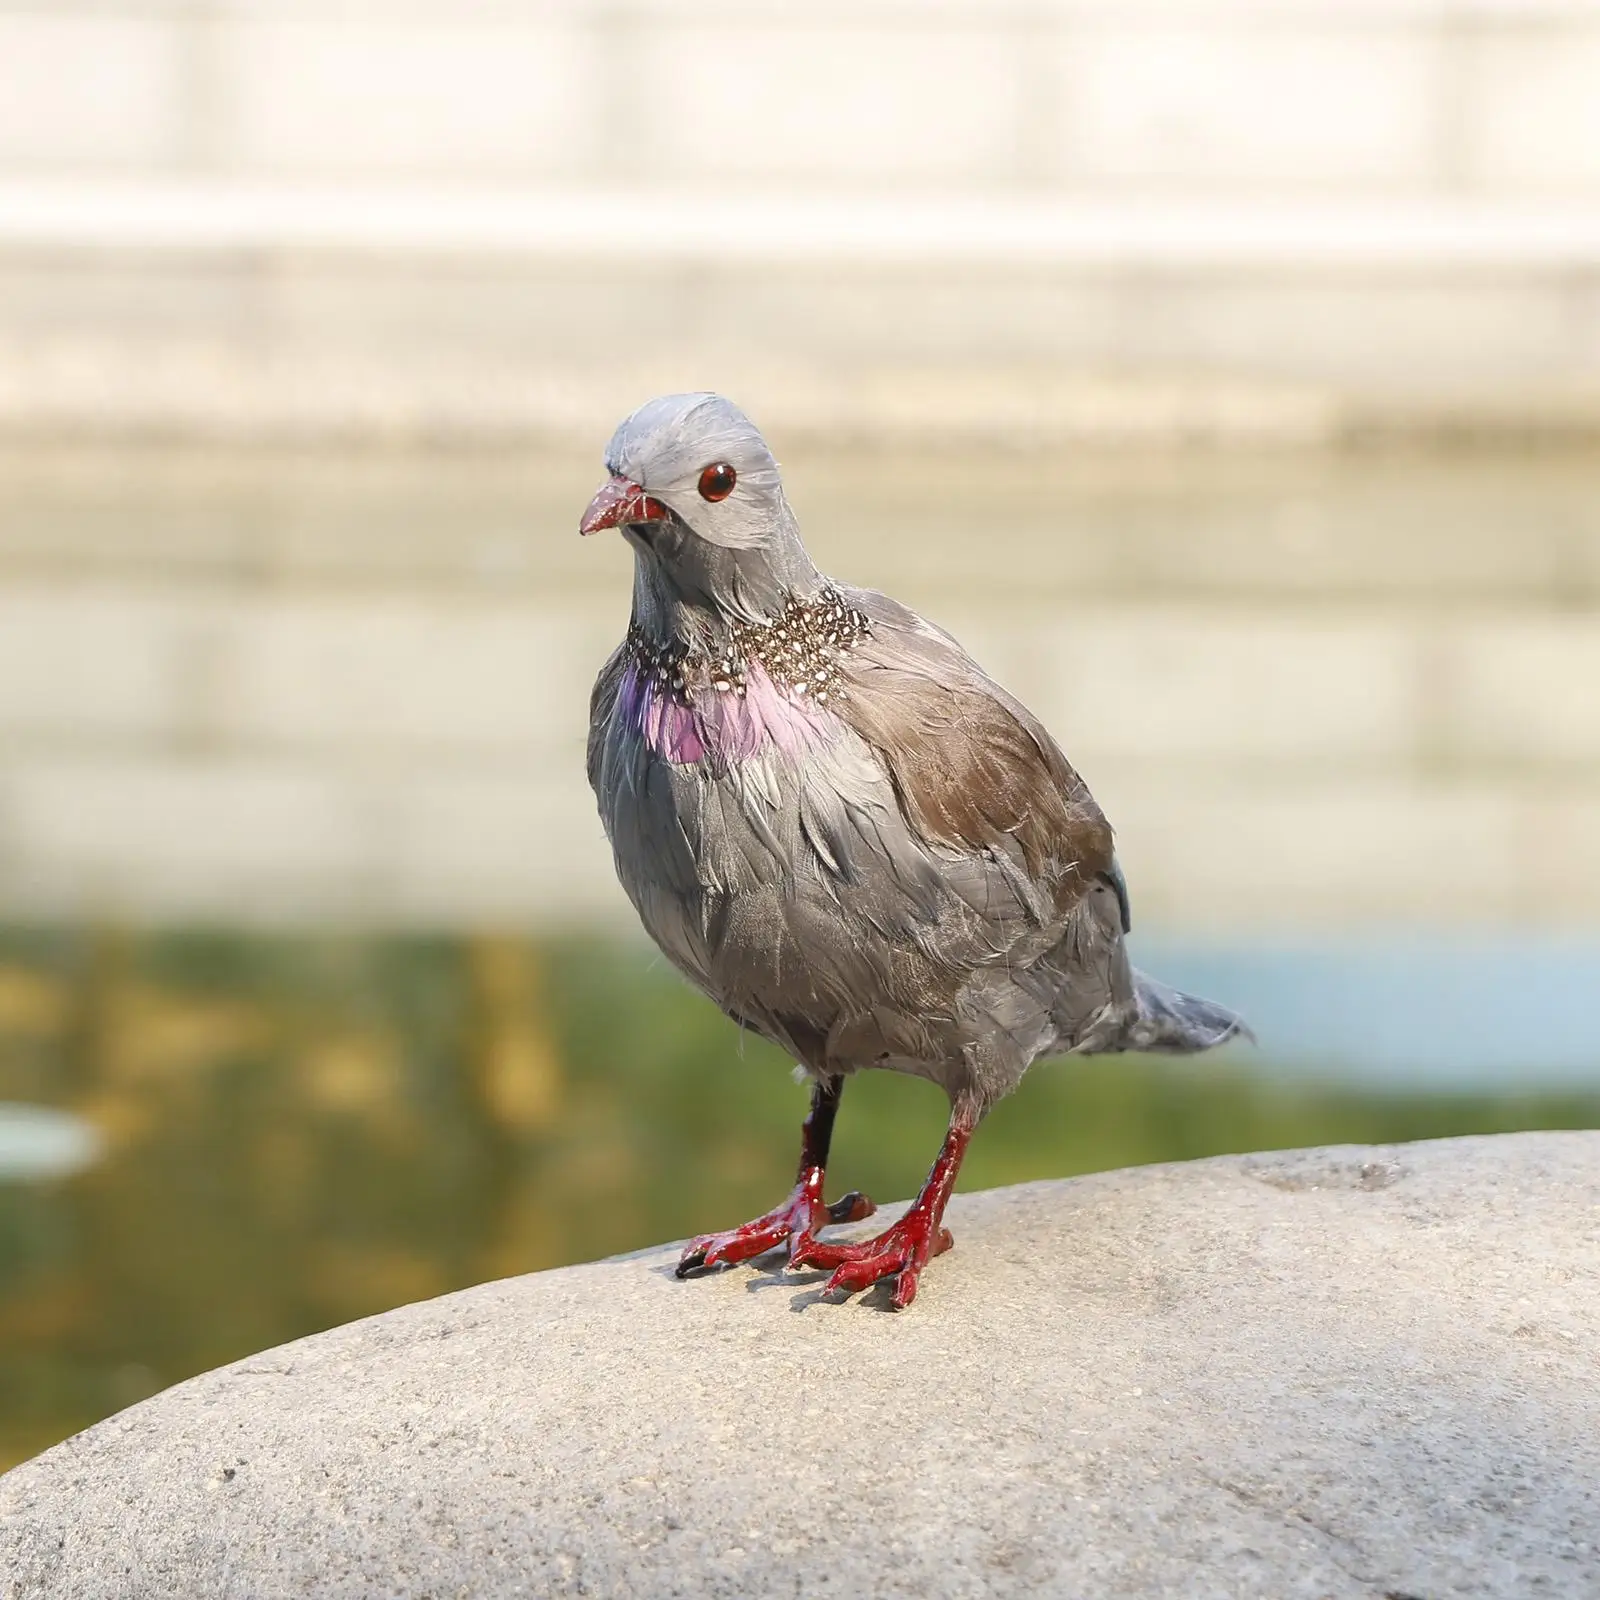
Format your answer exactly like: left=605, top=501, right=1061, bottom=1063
left=3, top=1131, right=1598, bottom=1599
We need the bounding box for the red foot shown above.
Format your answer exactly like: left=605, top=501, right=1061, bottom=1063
left=676, top=1171, right=875, bottom=1278
left=790, top=1211, right=955, bottom=1308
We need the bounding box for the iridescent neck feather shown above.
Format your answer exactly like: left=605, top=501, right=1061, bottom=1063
left=617, top=587, right=871, bottom=767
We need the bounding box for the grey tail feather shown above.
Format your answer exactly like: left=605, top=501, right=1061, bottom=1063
left=1085, top=968, right=1253, bottom=1056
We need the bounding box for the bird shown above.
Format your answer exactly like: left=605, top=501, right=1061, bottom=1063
left=582, top=392, right=1247, bottom=1308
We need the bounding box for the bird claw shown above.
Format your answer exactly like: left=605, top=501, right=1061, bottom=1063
left=789, top=1214, right=955, bottom=1308
left=675, top=1183, right=876, bottom=1278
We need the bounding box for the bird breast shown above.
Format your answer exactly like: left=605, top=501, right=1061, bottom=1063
left=616, top=659, right=838, bottom=768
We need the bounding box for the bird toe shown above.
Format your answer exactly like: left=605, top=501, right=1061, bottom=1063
left=825, top=1190, right=876, bottom=1224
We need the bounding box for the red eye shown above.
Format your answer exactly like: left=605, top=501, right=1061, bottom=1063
left=697, top=461, right=737, bottom=502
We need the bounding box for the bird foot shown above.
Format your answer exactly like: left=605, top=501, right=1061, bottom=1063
left=789, top=1210, right=955, bottom=1309
left=675, top=1179, right=875, bottom=1278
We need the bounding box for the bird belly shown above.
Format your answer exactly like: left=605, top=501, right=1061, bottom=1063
left=596, top=712, right=1084, bottom=1103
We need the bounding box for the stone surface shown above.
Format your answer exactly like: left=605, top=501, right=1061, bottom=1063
left=3, top=1133, right=1598, bottom=1598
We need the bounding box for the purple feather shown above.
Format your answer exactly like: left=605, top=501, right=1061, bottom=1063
left=619, top=661, right=833, bottom=768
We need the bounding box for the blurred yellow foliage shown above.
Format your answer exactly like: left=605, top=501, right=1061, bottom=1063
left=0, top=967, right=67, bottom=1036
left=298, top=1032, right=403, bottom=1117
left=468, top=936, right=562, bottom=1134
left=95, top=985, right=271, bottom=1087
left=306, top=1245, right=448, bottom=1319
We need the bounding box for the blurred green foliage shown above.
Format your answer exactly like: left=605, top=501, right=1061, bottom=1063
left=0, top=925, right=1595, bottom=1472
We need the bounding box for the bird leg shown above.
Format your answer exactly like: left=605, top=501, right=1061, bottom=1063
left=675, top=1074, right=876, bottom=1277
left=789, top=1104, right=976, bottom=1309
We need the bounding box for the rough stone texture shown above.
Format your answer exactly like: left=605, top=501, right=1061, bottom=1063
left=3, top=1133, right=1598, bottom=1599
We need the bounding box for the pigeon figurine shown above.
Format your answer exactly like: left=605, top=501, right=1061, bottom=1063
left=583, top=393, right=1246, bottom=1308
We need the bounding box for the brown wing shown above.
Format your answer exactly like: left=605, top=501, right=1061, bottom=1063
left=833, top=589, right=1114, bottom=910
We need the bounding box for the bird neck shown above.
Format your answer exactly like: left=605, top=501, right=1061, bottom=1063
left=624, top=584, right=871, bottom=708
left=628, top=538, right=824, bottom=655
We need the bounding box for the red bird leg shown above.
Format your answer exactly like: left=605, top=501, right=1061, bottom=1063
left=790, top=1105, right=976, bottom=1309
left=675, top=1074, right=876, bottom=1277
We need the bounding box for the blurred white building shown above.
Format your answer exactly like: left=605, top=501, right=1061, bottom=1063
left=2, top=0, right=1600, bottom=441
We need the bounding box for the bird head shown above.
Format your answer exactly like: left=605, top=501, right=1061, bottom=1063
left=579, top=393, right=818, bottom=628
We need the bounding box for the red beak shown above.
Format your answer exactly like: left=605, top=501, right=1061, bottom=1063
left=579, top=476, right=670, bottom=536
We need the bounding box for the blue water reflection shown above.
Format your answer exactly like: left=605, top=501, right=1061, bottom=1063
left=1141, top=937, right=1600, bottom=1089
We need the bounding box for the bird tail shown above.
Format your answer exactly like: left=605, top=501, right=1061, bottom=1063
left=1076, top=968, right=1252, bottom=1056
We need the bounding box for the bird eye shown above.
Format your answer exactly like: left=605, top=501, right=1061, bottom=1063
left=697, top=462, right=737, bottom=502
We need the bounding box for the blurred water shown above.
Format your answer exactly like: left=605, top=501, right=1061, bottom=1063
left=0, top=923, right=1596, bottom=1474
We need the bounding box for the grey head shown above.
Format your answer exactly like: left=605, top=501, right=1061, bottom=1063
left=579, top=393, right=821, bottom=636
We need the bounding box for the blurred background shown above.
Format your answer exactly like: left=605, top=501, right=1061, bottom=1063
left=4, top=0, right=1600, bottom=1468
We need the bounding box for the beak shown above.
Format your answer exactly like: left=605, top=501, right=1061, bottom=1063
left=579, top=475, right=670, bottom=537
